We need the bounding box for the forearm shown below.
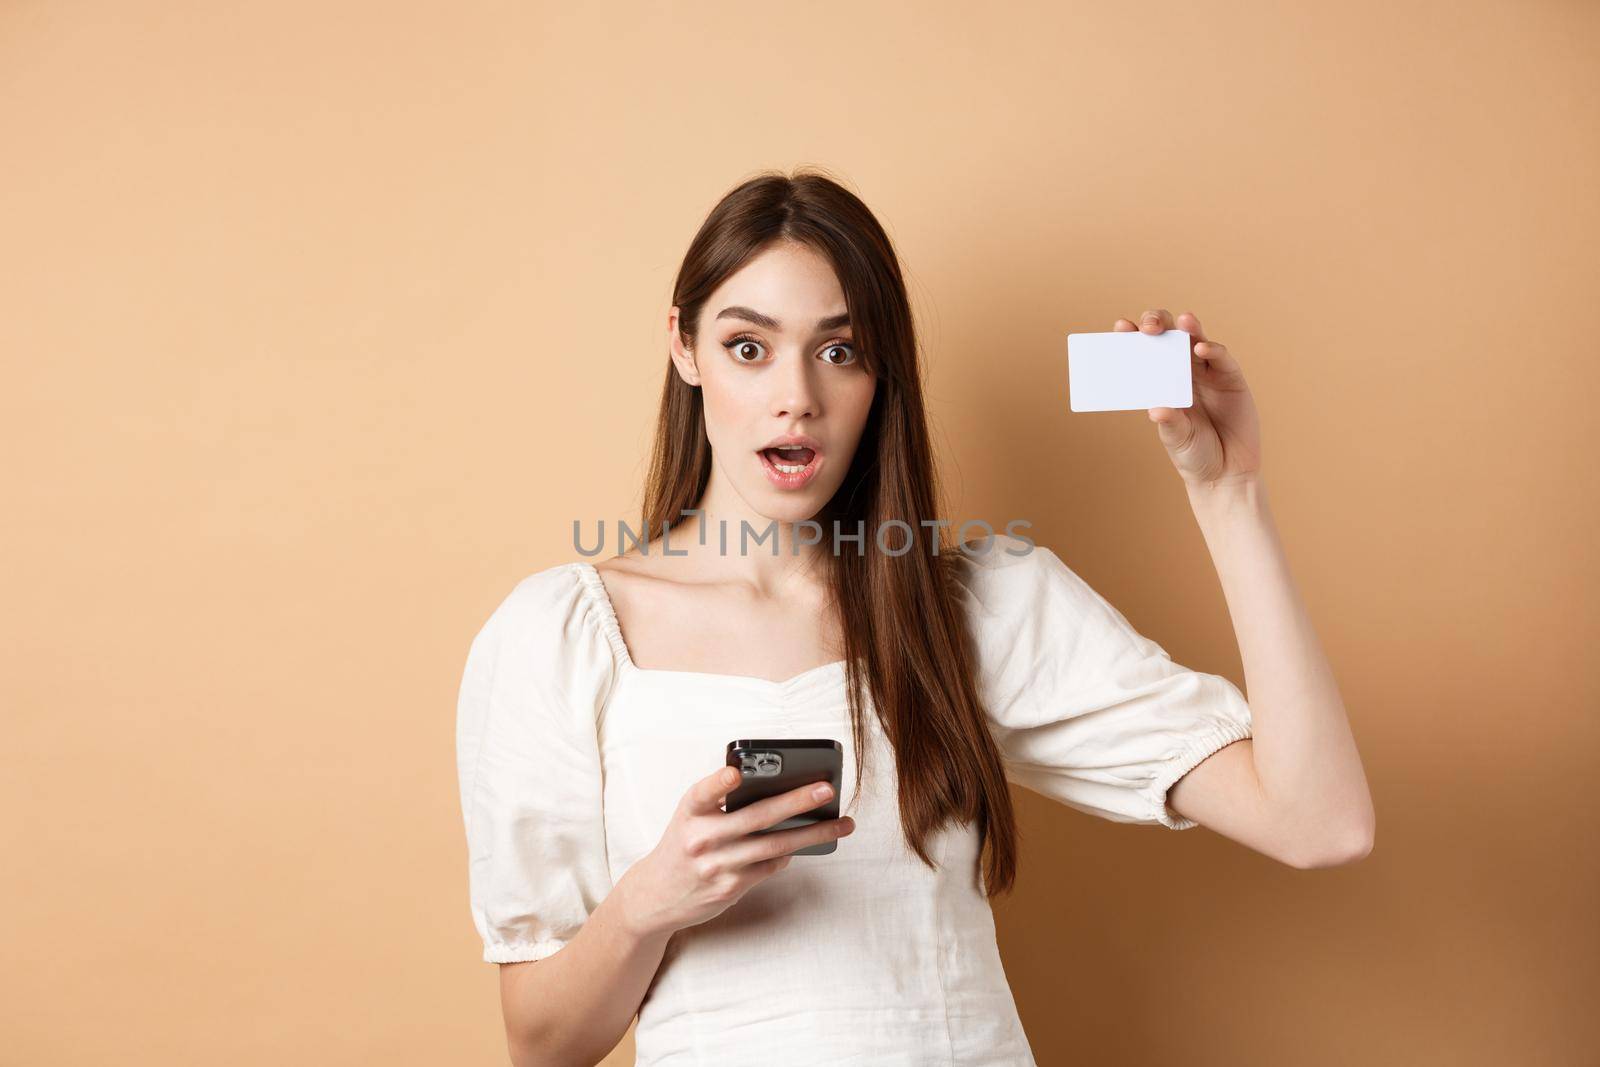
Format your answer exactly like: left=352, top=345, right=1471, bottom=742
left=1186, top=475, right=1374, bottom=862
left=502, top=872, right=674, bottom=1067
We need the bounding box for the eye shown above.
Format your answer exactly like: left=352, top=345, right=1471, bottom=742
left=820, top=341, right=856, bottom=366
left=721, top=333, right=766, bottom=363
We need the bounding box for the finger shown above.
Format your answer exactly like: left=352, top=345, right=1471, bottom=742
left=685, top=765, right=744, bottom=816
left=721, top=815, right=856, bottom=868
left=1113, top=318, right=1138, bottom=332
left=1193, top=339, right=1241, bottom=375
left=1176, top=310, right=1209, bottom=343
left=1139, top=308, right=1175, bottom=334
left=720, top=779, right=837, bottom=838
left=743, top=853, right=793, bottom=880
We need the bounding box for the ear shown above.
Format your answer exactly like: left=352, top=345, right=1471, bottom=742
left=668, top=306, right=701, bottom=387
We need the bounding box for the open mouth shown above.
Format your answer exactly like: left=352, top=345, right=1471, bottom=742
left=757, top=445, right=822, bottom=488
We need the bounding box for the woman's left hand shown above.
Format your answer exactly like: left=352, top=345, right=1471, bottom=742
left=1113, top=308, right=1262, bottom=490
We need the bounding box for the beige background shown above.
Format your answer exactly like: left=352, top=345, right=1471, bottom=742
left=4, top=2, right=1596, bottom=1064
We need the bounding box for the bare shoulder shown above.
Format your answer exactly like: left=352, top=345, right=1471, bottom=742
left=591, top=544, right=668, bottom=580
left=589, top=546, right=689, bottom=606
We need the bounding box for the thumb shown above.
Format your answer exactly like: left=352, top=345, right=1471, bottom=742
left=1148, top=406, right=1194, bottom=452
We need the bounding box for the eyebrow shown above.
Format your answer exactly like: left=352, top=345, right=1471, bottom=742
left=713, top=306, right=851, bottom=332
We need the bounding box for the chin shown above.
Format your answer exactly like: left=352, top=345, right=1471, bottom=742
left=757, top=498, right=824, bottom=525
left=747, top=487, right=829, bottom=527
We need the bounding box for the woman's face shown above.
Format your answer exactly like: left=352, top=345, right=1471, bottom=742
left=670, top=240, right=877, bottom=527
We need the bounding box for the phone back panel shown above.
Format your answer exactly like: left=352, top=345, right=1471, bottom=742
left=724, top=738, right=843, bottom=856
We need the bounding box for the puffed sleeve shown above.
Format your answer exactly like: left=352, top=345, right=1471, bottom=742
left=955, top=534, right=1253, bottom=830
left=455, top=564, right=619, bottom=963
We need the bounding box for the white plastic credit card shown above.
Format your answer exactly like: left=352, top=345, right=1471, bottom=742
left=1067, top=328, right=1193, bottom=412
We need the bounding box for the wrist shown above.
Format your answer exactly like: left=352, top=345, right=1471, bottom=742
left=1185, top=472, right=1267, bottom=517
left=612, top=864, right=673, bottom=944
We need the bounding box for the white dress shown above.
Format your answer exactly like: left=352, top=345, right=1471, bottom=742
left=455, top=534, right=1254, bottom=1065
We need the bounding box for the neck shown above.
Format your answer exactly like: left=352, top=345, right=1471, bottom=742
left=661, top=470, right=833, bottom=596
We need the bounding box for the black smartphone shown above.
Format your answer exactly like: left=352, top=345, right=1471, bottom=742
left=724, top=738, right=844, bottom=856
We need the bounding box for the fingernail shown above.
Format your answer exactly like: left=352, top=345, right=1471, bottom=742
left=813, top=783, right=833, bottom=800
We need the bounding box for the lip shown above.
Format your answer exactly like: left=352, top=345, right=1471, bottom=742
left=756, top=434, right=824, bottom=490
left=759, top=433, right=824, bottom=452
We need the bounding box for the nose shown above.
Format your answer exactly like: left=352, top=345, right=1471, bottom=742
left=770, top=348, right=821, bottom=419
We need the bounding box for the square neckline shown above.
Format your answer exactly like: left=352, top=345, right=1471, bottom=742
left=572, top=561, right=850, bottom=690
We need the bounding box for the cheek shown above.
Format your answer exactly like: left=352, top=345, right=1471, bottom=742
left=697, top=375, right=760, bottom=445
left=830, top=375, right=877, bottom=428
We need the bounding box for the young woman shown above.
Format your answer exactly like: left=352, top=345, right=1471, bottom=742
left=455, top=169, right=1374, bottom=1066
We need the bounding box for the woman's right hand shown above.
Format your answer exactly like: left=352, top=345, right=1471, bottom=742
left=617, top=765, right=856, bottom=939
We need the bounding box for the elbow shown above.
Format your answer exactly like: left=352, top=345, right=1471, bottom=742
left=1283, top=814, right=1375, bottom=870
left=505, top=1017, right=550, bottom=1067
left=503, top=965, right=610, bottom=1067
left=507, top=1024, right=579, bottom=1067
left=501, top=967, right=566, bottom=1067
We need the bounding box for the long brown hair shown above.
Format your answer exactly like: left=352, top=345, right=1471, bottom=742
left=641, top=166, right=1019, bottom=898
